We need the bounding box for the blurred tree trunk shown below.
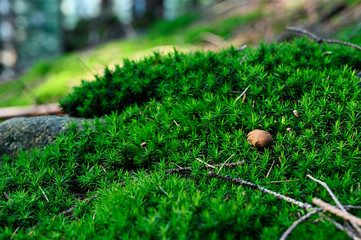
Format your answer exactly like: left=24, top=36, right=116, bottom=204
left=87, top=0, right=127, bottom=46
left=88, top=0, right=113, bottom=45
left=133, top=0, right=163, bottom=27
left=191, top=0, right=199, bottom=9
left=145, top=0, right=163, bottom=21
left=100, top=0, right=113, bottom=15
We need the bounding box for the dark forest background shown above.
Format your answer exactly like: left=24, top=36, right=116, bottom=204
left=0, top=0, right=219, bottom=81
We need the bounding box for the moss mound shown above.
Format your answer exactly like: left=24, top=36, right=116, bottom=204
left=60, top=38, right=361, bottom=118
left=1, top=38, right=361, bottom=239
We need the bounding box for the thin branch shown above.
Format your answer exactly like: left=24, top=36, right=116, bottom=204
left=173, top=120, right=179, bottom=127
left=4, top=192, right=11, bottom=201
left=165, top=161, right=245, bottom=175
left=307, top=175, right=345, bottom=211
left=268, top=179, right=300, bottom=184
left=11, top=226, right=19, bottom=239
left=215, top=161, right=245, bottom=168
left=217, top=153, right=235, bottom=174
left=236, top=44, right=247, bottom=51
left=207, top=172, right=361, bottom=238
left=197, top=158, right=215, bottom=169
left=266, top=159, right=276, bottom=178
left=308, top=174, right=361, bottom=235
left=324, top=214, right=361, bottom=240
left=235, top=86, right=250, bottom=103
left=287, top=27, right=361, bottom=51
left=280, top=208, right=322, bottom=240
left=344, top=206, right=361, bottom=210
left=170, top=162, right=182, bottom=169
left=39, top=186, right=49, bottom=202
left=239, top=54, right=247, bottom=66
left=312, top=198, right=361, bottom=226
left=207, top=172, right=314, bottom=210
left=241, top=94, right=246, bottom=104
left=157, top=184, right=169, bottom=196
left=165, top=167, right=192, bottom=174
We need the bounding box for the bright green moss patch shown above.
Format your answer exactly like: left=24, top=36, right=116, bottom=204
left=60, top=38, right=361, bottom=118
left=1, top=38, right=361, bottom=239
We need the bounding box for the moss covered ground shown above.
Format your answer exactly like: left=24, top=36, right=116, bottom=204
left=1, top=38, right=361, bottom=239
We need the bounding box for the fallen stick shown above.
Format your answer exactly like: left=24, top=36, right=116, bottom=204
left=326, top=216, right=361, bottom=240
left=165, top=161, right=245, bottom=174
left=197, top=158, right=215, bottom=169
left=207, top=172, right=361, bottom=239
left=0, top=103, right=63, bottom=120
left=207, top=171, right=314, bottom=210
left=287, top=27, right=361, bottom=51
left=235, top=86, right=250, bottom=103
left=280, top=208, right=322, bottom=240
left=308, top=174, right=361, bottom=235
left=312, top=198, right=361, bottom=227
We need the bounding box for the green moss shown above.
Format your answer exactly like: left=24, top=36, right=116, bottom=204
left=1, top=38, right=361, bottom=239
left=60, top=38, right=361, bottom=118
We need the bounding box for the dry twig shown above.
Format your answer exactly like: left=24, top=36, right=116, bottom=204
left=239, top=55, right=247, bottom=66
left=207, top=172, right=314, bottom=210
left=196, top=158, right=215, bottom=169
left=287, top=27, right=361, bottom=51
left=11, top=227, right=19, bottom=239
left=207, top=172, right=361, bottom=239
left=308, top=174, right=361, bottom=235
left=312, top=198, right=361, bottom=227
left=324, top=216, right=361, bottom=240
left=157, top=184, right=169, bottom=196
left=268, top=179, right=300, bottom=184
left=40, top=186, right=49, bottom=202
left=165, top=167, right=192, bottom=174
left=236, top=44, right=247, bottom=51
left=266, top=159, right=276, bottom=178
left=217, top=153, right=235, bottom=174
left=3, top=192, right=11, bottom=201
left=280, top=208, right=322, bottom=240
left=235, top=86, right=250, bottom=103
left=307, top=175, right=344, bottom=211
left=166, top=161, right=244, bottom=175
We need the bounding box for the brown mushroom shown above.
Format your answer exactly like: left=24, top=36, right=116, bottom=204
left=247, top=129, right=273, bottom=151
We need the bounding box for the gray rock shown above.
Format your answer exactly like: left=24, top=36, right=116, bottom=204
left=0, top=115, right=93, bottom=157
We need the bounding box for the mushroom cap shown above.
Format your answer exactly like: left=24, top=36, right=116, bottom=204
left=247, top=129, right=273, bottom=151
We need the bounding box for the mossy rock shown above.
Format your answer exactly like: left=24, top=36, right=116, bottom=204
left=0, top=116, right=92, bottom=157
